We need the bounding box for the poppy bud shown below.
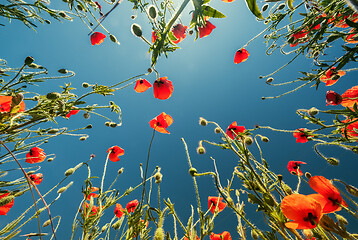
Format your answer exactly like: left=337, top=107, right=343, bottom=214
left=226, top=197, right=234, bottom=206
left=85, top=124, right=93, bottom=129
left=58, top=11, right=67, bottom=18
left=101, top=224, right=108, bottom=232
left=131, top=15, right=136, bottom=19
left=43, top=219, right=51, bottom=227
left=336, top=214, right=348, bottom=226
left=131, top=23, right=143, bottom=37
left=12, top=93, right=24, bottom=106
left=277, top=3, right=285, bottom=10
left=82, top=82, right=90, bottom=88
left=235, top=171, right=245, bottom=180
left=110, top=34, right=120, bottom=45
left=46, top=92, right=61, bottom=100
left=154, top=171, right=163, bottom=183
left=32, top=96, right=39, bottom=101
left=47, top=157, right=54, bottom=162
left=305, top=172, right=312, bottom=179
left=345, top=184, right=358, bottom=197
left=244, top=136, right=253, bottom=145
left=199, top=117, right=207, bottom=126
left=58, top=69, right=68, bottom=74
left=188, top=30, right=194, bottom=35
left=326, top=157, right=339, bottom=166
left=147, top=68, right=153, bottom=73
left=58, top=181, right=73, bottom=194
left=118, top=167, right=124, bottom=175
left=261, top=4, right=269, bottom=12
left=282, top=183, right=292, bottom=195
left=189, top=167, right=197, bottom=176
left=0, top=195, right=14, bottom=207
left=65, top=168, right=75, bottom=176
left=24, top=56, right=34, bottom=66
left=302, top=229, right=313, bottom=239
left=47, top=129, right=59, bottom=134
left=214, top=127, right=221, bottom=134
left=265, top=77, right=273, bottom=84
left=77, top=4, right=83, bottom=11
left=83, top=112, right=90, bottom=119
left=154, top=227, right=165, bottom=240
left=148, top=5, right=157, bottom=20
left=261, top=136, right=269, bottom=142
left=28, top=63, right=43, bottom=69
left=308, top=107, right=319, bottom=116
left=110, top=122, right=117, bottom=128
left=277, top=174, right=283, bottom=181
left=261, top=97, right=266, bottom=100
left=105, top=121, right=111, bottom=127
left=112, top=220, right=121, bottom=230
left=79, top=136, right=88, bottom=141
left=251, top=229, right=259, bottom=240
left=90, top=154, right=96, bottom=158
left=196, top=145, right=206, bottom=155
left=45, top=20, right=51, bottom=24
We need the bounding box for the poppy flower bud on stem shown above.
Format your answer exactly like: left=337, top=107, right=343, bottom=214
left=251, top=229, right=259, bottom=240
left=83, top=112, right=90, bottom=119
left=336, top=214, right=348, bottom=226
left=79, top=136, right=88, bottom=141
left=305, top=172, right=312, bottom=179
left=118, top=167, right=124, bottom=175
left=43, top=219, right=51, bottom=227
left=326, top=157, right=339, bottom=166
left=266, top=77, right=273, bottom=84
left=131, top=23, right=143, bottom=37
left=65, top=168, right=75, bottom=176
left=261, top=136, right=269, bottom=142
left=82, top=82, right=90, bottom=88
left=196, top=141, right=206, bottom=154
left=277, top=174, right=283, bottom=181
left=110, top=122, right=117, bottom=128
left=148, top=5, right=157, bottom=20
left=277, top=3, right=285, bottom=10
left=308, top=107, right=319, bottom=116
left=57, top=181, right=73, bottom=194
left=47, top=157, right=54, bottom=162
left=58, top=69, right=68, bottom=74
left=25, top=56, right=34, bottom=66
left=46, top=92, right=61, bottom=100
left=110, top=34, right=120, bottom=45
left=214, top=127, right=221, bottom=134
left=154, top=171, right=163, bottom=184
left=147, top=68, right=153, bottom=73
left=189, top=167, right=197, bottom=176
left=105, top=121, right=111, bottom=127
left=199, top=117, right=207, bottom=126
left=244, top=136, right=253, bottom=145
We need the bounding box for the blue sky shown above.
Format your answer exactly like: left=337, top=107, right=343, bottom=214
left=1, top=0, right=357, bottom=238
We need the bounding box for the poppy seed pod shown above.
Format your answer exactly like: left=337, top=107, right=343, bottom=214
left=83, top=112, right=90, bottom=119
left=79, top=136, right=88, bottom=141
left=131, top=23, right=143, bottom=37
left=24, top=56, right=34, bottom=66
left=244, top=136, right=253, bottom=145
left=46, top=92, right=61, bottom=100
left=196, top=146, right=206, bottom=154
left=154, top=171, right=163, bottom=183
left=148, top=5, right=157, bottom=20
left=47, top=157, right=54, bottom=162
left=346, top=184, right=358, bottom=197
left=261, top=4, right=269, bottom=12
left=326, top=157, right=339, bottom=166
left=305, top=172, right=312, bottom=179
left=105, top=121, right=111, bottom=127
left=118, top=167, right=124, bottom=175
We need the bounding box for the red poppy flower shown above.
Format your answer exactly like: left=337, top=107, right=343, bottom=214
left=345, top=29, right=358, bottom=44
left=309, top=176, right=347, bottom=213
left=126, top=199, right=139, bottom=213
left=0, top=96, right=25, bottom=113
left=84, top=187, right=99, bottom=200
left=114, top=203, right=125, bottom=218
left=326, top=90, right=342, bottom=106
left=320, top=67, right=346, bottom=86
left=90, top=32, right=106, bottom=45
left=225, top=121, right=245, bottom=139
left=153, top=77, right=173, bottom=100
left=29, top=173, right=43, bottom=185
left=210, top=232, right=232, bottom=240
left=341, top=118, right=358, bottom=140
left=0, top=192, right=14, bottom=215
left=25, top=147, right=46, bottom=164
left=83, top=202, right=99, bottom=217
left=134, top=79, right=152, bottom=93
left=221, top=0, right=235, bottom=2
left=281, top=194, right=323, bottom=229
left=184, top=234, right=199, bottom=240
left=341, top=86, right=358, bottom=108
left=66, top=108, right=80, bottom=118
left=335, top=13, right=358, bottom=28
left=171, top=24, right=187, bottom=44
left=208, top=196, right=226, bottom=214
left=293, top=128, right=311, bottom=143
left=149, top=112, right=173, bottom=134
left=287, top=161, right=306, bottom=176
left=290, top=30, right=309, bottom=47
left=107, top=146, right=125, bottom=162
left=234, top=48, right=249, bottom=64
left=198, top=21, right=216, bottom=38
left=152, top=31, right=158, bottom=43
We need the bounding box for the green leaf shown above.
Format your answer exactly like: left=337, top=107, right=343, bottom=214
left=244, top=0, right=264, bottom=19
left=168, top=31, right=178, bottom=42
left=202, top=5, right=226, bottom=18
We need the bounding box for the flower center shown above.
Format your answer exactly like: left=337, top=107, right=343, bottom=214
left=303, top=212, right=317, bottom=226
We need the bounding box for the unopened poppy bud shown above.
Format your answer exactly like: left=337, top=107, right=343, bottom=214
left=83, top=112, right=90, bottom=119
left=82, top=82, right=90, bottom=88
left=46, top=92, right=61, bottom=100
left=147, top=68, right=153, bottom=73
left=118, top=167, right=124, bottom=175
left=336, top=214, right=348, bottom=226
left=199, top=117, right=207, bottom=126
left=45, top=19, right=51, bottom=24
left=25, top=56, right=34, bottom=66
left=105, top=121, right=111, bottom=127
left=110, top=122, right=117, bottom=128
left=58, top=11, right=67, bottom=18
left=57, top=181, right=73, bottom=194
left=214, top=127, right=221, bottom=134
left=277, top=174, right=283, bottom=181
left=346, top=184, right=358, bottom=197
left=189, top=167, right=197, bottom=176
left=28, top=63, right=43, bottom=69
left=154, top=171, right=163, bottom=183
left=302, top=229, right=313, bottom=239
left=308, top=107, right=319, bottom=116
left=131, top=15, right=136, bottom=19
left=226, top=197, right=234, bottom=206
left=244, top=136, right=253, bottom=145
left=131, top=23, right=143, bottom=37
left=277, top=3, right=285, bottom=10
left=261, top=3, right=269, bottom=12
left=32, top=96, right=39, bottom=101
left=266, top=77, right=273, bottom=84
left=42, top=219, right=51, bottom=227
left=58, top=69, right=68, bottom=74
left=196, top=141, right=206, bottom=154
left=77, top=4, right=83, bottom=11
left=326, top=157, right=339, bottom=166
left=48, top=128, right=59, bottom=134
left=47, top=157, right=54, bottom=162
left=12, top=93, right=24, bottom=106
left=261, top=136, right=269, bottom=142
left=79, top=136, right=88, bottom=141
left=101, top=224, right=108, bottom=232
left=282, top=183, right=292, bottom=195
left=110, top=34, right=120, bottom=45
left=305, top=172, right=311, bottom=179
left=148, top=5, right=157, bottom=19
left=251, top=229, right=259, bottom=240
left=188, top=30, right=194, bottom=35
left=154, top=227, right=165, bottom=240
left=261, top=97, right=266, bottom=100
left=112, top=220, right=121, bottom=229
left=65, top=168, right=75, bottom=176
left=85, top=124, right=93, bottom=129
left=0, top=194, right=14, bottom=207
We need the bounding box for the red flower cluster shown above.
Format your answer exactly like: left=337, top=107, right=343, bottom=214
left=281, top=175, right=347, bottom=229
left=82, top=187, right=100, bottom=217
left=0, top=95, right=25, bottom=113
left=210, top=232, right=232, bottom=240
left=149, top=112, right=173, bottom=134
left=208, top=196, right=226, bottom=214
left=226, top=121, right=245, bottom=139
left=25, top=147, right=46, bottom=164
left=320, top=67, right=346, bottom=86
left=114, top=203, right=125, bottom=218
left=29, top=173, right=43, bottom=185
left=293, top=128, right=312, bottom=143
left=0, top=192, right=14, bottom=215
left=84, top=187, right=99, bottom=200
left=107, top=146, right=125, bottom=162
left=126, top=199, right=139, bottom=213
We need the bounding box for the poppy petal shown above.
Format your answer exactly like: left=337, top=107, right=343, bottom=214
left=134, top=79, right=152, bottom=93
